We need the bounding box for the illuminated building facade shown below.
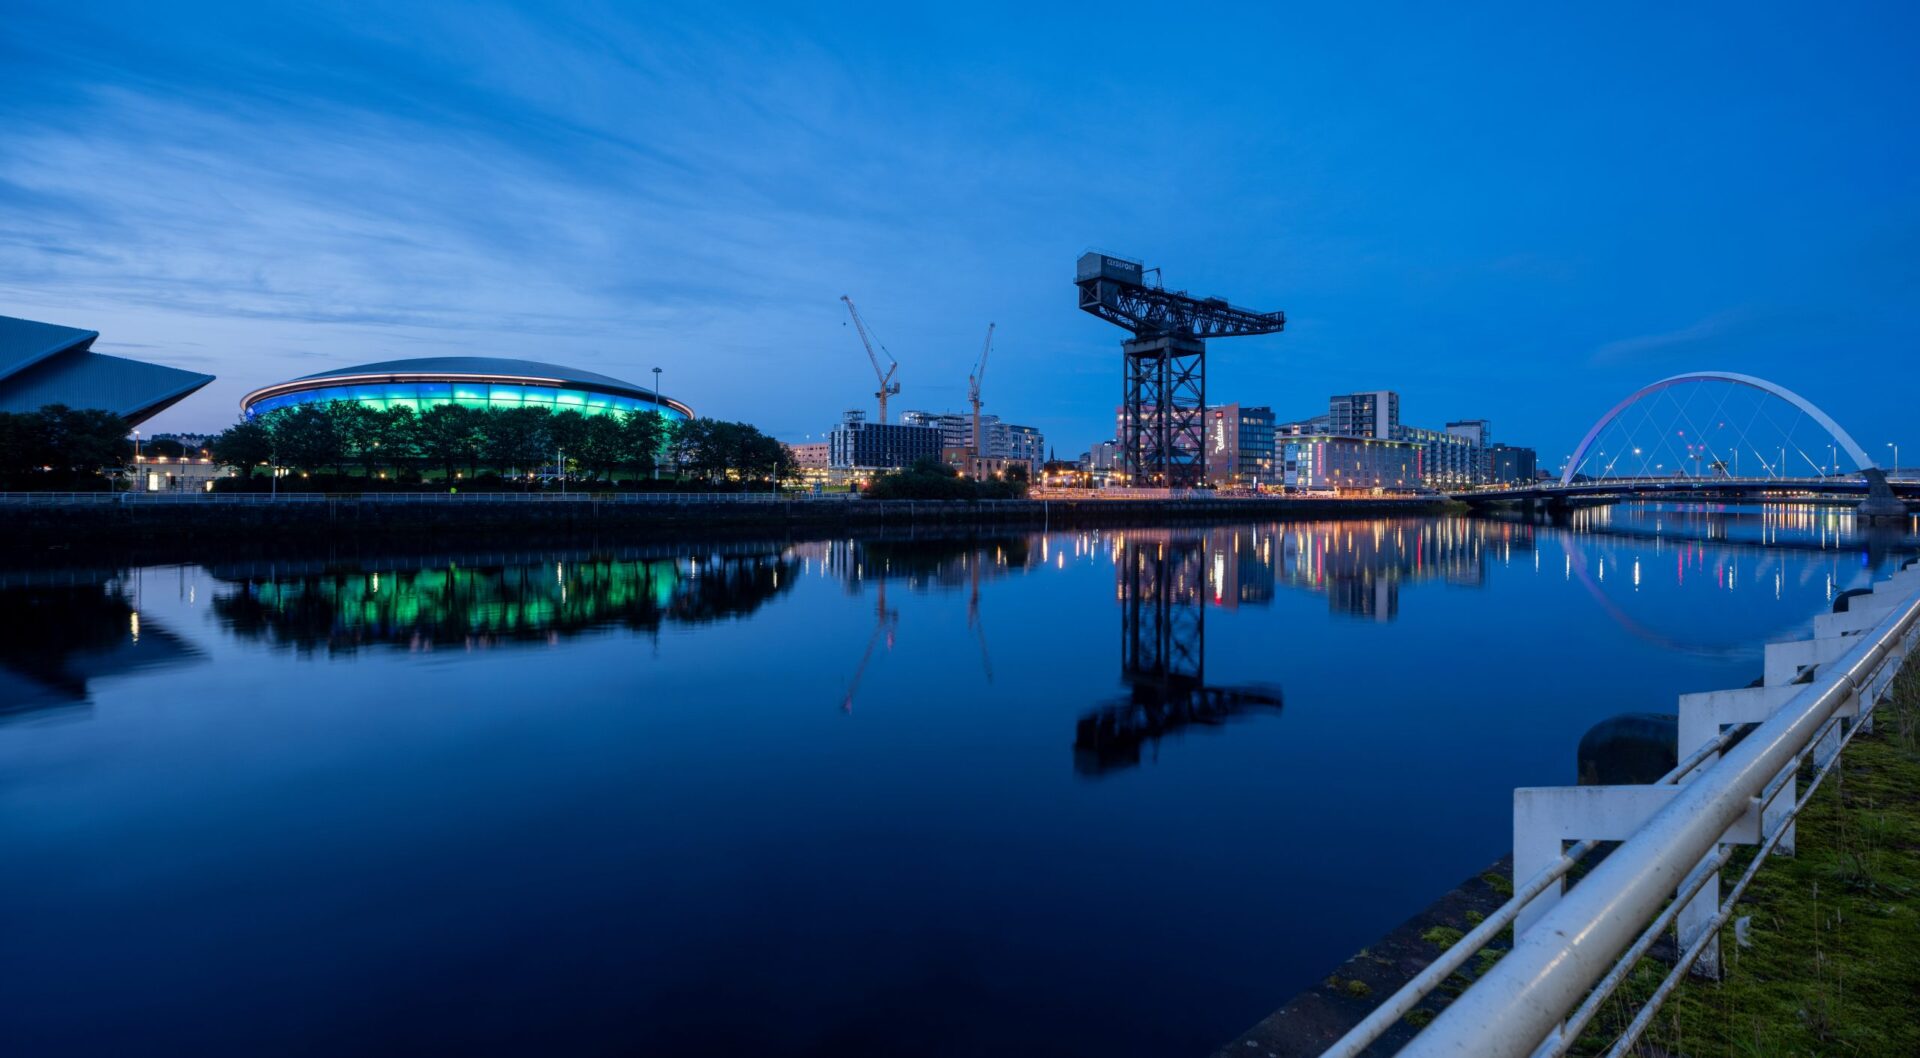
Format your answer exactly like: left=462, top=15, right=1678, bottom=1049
left=1329, top=391, right=1399, bottom=438
left=1204, top=403, right=1276, bottom=485
left=241, top=357, right=692, bottom=421
left=1281, top=435, right=1420, bottom=492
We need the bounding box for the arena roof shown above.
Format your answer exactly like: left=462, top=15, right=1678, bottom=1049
left=243, top=356, right=693, bottom=418
left=0, top=314, right=214, bottom=426
left=285, top=356, right=646, bottom=394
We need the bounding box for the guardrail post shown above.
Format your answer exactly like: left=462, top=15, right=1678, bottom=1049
left=1515, top=786, right=1762, bottom=979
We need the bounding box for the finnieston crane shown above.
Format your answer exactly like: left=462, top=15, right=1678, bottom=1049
left=968, top=322, right=995, bottom=466
left=841, top=295, right=901, bottom=423
left=1074, top=253, right=1285, bottom=487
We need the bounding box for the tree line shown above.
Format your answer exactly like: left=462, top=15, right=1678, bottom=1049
left=209, top=401, right=790, bottom=488
left=0, top=405, right=132, bottom=490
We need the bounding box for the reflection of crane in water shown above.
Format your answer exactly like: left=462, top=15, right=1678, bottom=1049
left=842, top=580, right=898, bottom=712
left=968, top=550, right=994, bottom=683
left=1074, top=531, right=1284, bottom=775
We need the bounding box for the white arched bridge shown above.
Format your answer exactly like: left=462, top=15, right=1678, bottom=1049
left=1454, top=371, right=1913, bottom=519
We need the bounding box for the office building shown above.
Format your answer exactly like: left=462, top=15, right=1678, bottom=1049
left=1281, top=435, right=1420, bottom=491
left=1329, top=391, right=1399, bottom=439
left=899, top=410, right=970, bottom=450
left=828, top=410, right=941, bottom=470
left=1488, top=443, right=1539, bottom=484
left=904, top=409, right=1044, bottom=471
left=1204, top=404, right=1276, bottom=485
left=1394, top=425, right=1483, bottom=489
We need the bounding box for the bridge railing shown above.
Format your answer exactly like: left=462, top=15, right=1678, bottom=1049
left=1319, top=560, right=1920, bottom=1058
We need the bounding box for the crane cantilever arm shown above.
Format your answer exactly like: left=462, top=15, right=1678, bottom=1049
left=1077, top=279, right=1286, bottom=338
left=841, top=295, right=896, bottom=383
left=971, top=322, right=995, bottom=399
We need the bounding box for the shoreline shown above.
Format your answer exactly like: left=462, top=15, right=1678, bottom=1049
left=1, top=494, right=1458, bottom=560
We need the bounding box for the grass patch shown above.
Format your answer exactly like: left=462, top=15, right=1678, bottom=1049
left=1421, top=925, right=1465, bottom=949
left=1568, top=660, right=1920, bottom=1056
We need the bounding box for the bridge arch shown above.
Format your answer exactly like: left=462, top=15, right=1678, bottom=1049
left=1561, top=371, right=1876, bottom=486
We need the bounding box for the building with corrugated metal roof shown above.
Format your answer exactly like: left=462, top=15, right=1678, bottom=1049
left=0, top=314, right=214, bottom=426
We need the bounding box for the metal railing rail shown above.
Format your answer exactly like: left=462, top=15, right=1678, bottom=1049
left=1385, top=570, right=1920, bottom=1058
left=1315, top=721, right=1754, bottom=1058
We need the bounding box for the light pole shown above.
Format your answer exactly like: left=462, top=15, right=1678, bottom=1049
left=130, top=429, right=141, bottom=493
left=651, top=367, right=663, bottom=482
left=1891, top=442, right=1900, bottom=481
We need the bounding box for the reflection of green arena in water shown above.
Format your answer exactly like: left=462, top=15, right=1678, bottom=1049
left=212, top=554, right=791, bottom=652
left=239, top=357, right=695, bottom=421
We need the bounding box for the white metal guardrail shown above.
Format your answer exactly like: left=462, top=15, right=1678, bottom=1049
left=1320, top=559, right=1920, bottom=1058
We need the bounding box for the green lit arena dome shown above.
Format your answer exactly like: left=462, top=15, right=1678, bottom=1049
left=240, top=357, right=692, bottom=421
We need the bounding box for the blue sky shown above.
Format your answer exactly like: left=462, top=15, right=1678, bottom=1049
left=3, top=2, right=1916, bottom=463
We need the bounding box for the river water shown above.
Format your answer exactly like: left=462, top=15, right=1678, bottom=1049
left=2, top=504, right=1915, bottom=1057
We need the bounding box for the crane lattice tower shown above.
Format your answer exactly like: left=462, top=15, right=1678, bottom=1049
left=1074, top=253, right=1286, bottom=487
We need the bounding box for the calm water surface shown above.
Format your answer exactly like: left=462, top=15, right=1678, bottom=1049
left=3, top=504, right=1915, bottom=1057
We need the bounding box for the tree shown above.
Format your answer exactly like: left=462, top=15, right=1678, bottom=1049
left=578, top=414, right=626, bottom=481
left=621, top=410, right=669, bottom=480
left=333, top=402, right=387, bottom=478
left=38, top=405, right=130, bottom=475
left=418, top=404, right=482, bottom=480
left=482, top=406, right=551, bottom=478
left=270, top=404, right=345, bottom=474
left=378, top=406, right=421, bottom=476
left=211, top=419, right=274, bottom=479
left=548, top=409, right=590, bottom=480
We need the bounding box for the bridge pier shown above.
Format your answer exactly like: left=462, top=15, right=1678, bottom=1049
left=1857, top=467, right=1908, bottom=523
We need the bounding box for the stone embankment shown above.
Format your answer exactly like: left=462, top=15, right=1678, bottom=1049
left=4, top=494, right=1454, bottom=549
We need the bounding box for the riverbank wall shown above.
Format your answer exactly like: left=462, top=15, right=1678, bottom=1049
left=3, top=494, right=1454, bottom=552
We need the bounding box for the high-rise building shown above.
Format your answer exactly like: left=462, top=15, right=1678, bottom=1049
left=903, top=409, right=1043, bottom=470
left=1329, top=391, right=1399, bottom=439
left=900, top=410, right=971, bottom=450
left=998, top=423, right=1046, bottom=469
left=1445, top=419, right=1492, bottom=447
left=1487, top=443, right=1539, bottom=484
left=1204, top=404, right=1277, bottom=485
left=828, top=410, right=941, bottom=470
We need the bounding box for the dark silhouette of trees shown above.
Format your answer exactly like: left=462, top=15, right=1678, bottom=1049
left=204, top=400, right=788, bottom=489
left=0, top=405, right=131, bottom=490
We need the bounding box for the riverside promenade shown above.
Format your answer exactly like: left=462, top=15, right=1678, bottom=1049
left=1, top=491, right=1454, bottom=547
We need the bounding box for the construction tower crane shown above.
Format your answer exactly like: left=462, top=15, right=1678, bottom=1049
left=968, top=322, right=995, bottom=465
left=1074, top=253, right=1285, bottom=487
left=841, top=295, right=901, bottom=423
left=841, top=580, right=897, bottom=713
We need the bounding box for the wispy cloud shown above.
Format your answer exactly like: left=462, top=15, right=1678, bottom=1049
left=1589, top=308, right=1758, bottom=365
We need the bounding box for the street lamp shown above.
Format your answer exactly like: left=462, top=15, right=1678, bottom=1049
left=651, top=366, right=664, bottom=482
left=1891, top=442, right=1900, bottom=481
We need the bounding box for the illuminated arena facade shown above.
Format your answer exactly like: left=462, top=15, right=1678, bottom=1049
left=241, top=357, right=693, bottom=421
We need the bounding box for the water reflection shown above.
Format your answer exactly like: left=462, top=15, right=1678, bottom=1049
left=206, top=550, right=798, bottom=654
left=1075, top=530, right=1284, bottom=776
left=2, top=505, right=1916, bottom=1058
left=0, top=580, right=204, bottom=722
